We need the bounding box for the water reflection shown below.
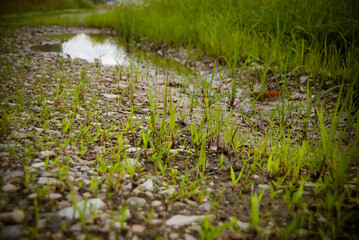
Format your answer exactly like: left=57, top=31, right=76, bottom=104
left=62, top=33, right=127, bottom=65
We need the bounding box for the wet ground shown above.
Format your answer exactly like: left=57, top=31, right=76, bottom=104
left=0, top=26, right=358, bottom=240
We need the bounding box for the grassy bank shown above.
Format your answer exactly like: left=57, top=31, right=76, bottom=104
left=84, top=0, right=359, bottom=85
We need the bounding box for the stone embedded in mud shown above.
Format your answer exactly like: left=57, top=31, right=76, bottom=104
left=2, top=183, right=20, bottom=193
left=199, top=202, right=211, bottom=212
left=102, top=93, right=121, bottom=99
left=32, top=162, right=45, bottom=168
left=127, top=147, right=142, bottom=154
left=38, top=150, right=55, bottom=159
left=1, top=225, right=23, bottom=240
left=184, top=234, right=196, bottom=240
left=148, top=218, right=163, bottom=225
left=0, top=143, right=16, bottom=151
left=127, top=197, right=146, bottom=207
left=3, top=171, right=24, bottom=183
left=138, top=179, right=154, bottom=191
left=0, top=209, right=25, bottom=224
left=132, top=224, right=145, bottom=233
left=58, top=198, right=107, bottom=220
left=122, top=158, right=141, bottom=167
left=165, top=215, right=208, bottom=227
left=38, top=177, right=60, bottom=185
left=151, top=200, right=162, bottom=207
left=45, top=193, right=62, bottom=200
left=258, top=184, right=270, bottom=190
left=236, top=220, right=249, bottom=229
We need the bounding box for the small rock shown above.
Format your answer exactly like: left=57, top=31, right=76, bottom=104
left=184, top=234, right=196, bottom=240
left=38, top=177, right=59, bottom=185
left=122, top=158, right=141, bottom=167
left=32, top=162, right=45, bottom=168
left=2, top=183, right=20, bottom=192
left=3, top=171, right=24, bottom=183
left=122, top=182, right=132, bottom=191
left=38, top=150, right=55, bottom=159
left=131, top=224, right=145, bottom=233
left=58, top=198, right=107, bottom=220
left=236, top=220, right=249, bottom=229
left=37, top=219, right=47, bottom=229
left=70, top=223, right=82, bottom=232
left=28, top=193, right=38, bottom=199
left=127, top=197, right=146, bottom=207
left=0, top=209, right=25, bottom=223
left=165, top=215, right=207, bottom=227
left=45, top=193, right=62, bottom=200
left=151, top=200, right=162, bottom=207
left=318, top=215, right=327, bottom=223
left=0, top=143, right=16, bottom=151
left=138, top=179, right=153, bottom=191
left=199, top=202, right=211, bottom=212
left=132, top=188, right=141, bottom=195
left=160, top=185, right=175, bottom=196
left=127, top=147, right=142, bottom=153
left=258, top=184, right=269, bottom=190
left=102, top=93, right=120, bottom=99
left=148, top=219, right=162, bottom=225
left=1, top=225, right=22, bottom=239
left=169, top=233, right=179, bottom=239
left=76, top=234, right=86, bottom=240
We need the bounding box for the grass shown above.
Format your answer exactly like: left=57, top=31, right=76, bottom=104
left=83, top=0, right=359, bottom=87
left=0, top=1, right=359, bottom=239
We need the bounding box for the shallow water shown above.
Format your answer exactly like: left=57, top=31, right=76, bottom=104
left=62, top=33, right=128, bottom=66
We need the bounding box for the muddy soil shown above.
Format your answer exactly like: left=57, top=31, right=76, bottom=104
left=0, top=26, right=358, bottom=240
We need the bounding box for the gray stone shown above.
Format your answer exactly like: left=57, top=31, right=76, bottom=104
left=58, top=198, right=107, bottom=220
left=2, top=183, right=20, bottom=192
left=70, top=223, right=82, bottom=232
left=1, top=225, right=22, bottom=239
left=258, top=184, right=269, bottom=190
left=127, top=197, right=146, bottom=207
left=151, top=200, right=162, bottom=207
left=32, top=162, right=45, bottom=168
left=3, top=171, right=24, bottom=183
left=199, top=202, right=211, bottom=212
left=236, top=220, right=249, bottom=229
left=0, top=143, right=16, bottom=151
left=138, top=179, right=153, bottom=191
left=184, top=234, right=196, bottom=240
left=122, top=158, right=141, bottom=167
left=165, top=215, right=207, bottom=227
left=45, top=193, right=62, bottom=200
left=37, top=219, right=47, bottom=229
left=148, top=219, right=162, bottom=225
left=127, top=147, right=142, bottom=153
left=38, top=150, right=55, bottom=159
left=169, top=233, right=179, bottom=239
left=131, top=224, right=145, bottom=233
left=0, top=209, right=25, bottom=223
left=102, top=93, right=120, bottom=99
left=38, top=177, right=59, bottom=185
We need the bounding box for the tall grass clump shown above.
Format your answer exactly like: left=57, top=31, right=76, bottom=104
left=85, top=0, right=359, bottom=84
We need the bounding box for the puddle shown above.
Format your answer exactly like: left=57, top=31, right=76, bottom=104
left=62, top=33, right=128, bottom=65
left=36, top=32, right=193, bottom=73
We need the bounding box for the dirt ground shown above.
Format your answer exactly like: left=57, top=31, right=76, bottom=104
left=0, top=26, right=358, bottom=240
